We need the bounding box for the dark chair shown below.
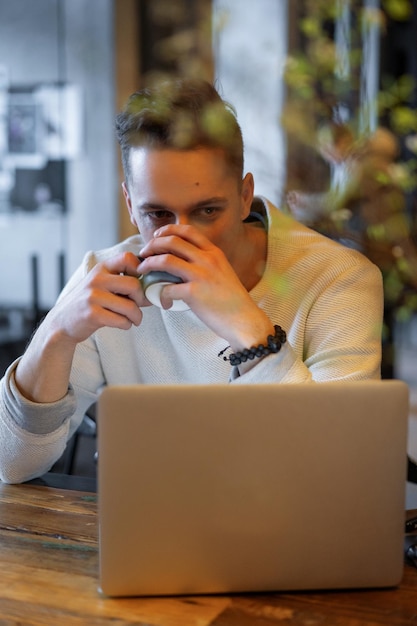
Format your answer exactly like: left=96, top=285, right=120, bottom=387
left=408, top=457, right=417, bottom=484
left=62, top=405, right=97, bottom=475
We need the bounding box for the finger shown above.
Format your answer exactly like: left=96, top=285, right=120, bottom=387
left=89, top=263, right=142, bottom=302
left=158, top=283, right=188, bottom=310
left=141, top=224, right=213, bottom=256
left=137, top=253, right=191, bottom=283
left=139, top=236, right=194, bottom=262
left=102, top=251, right=142, bottom=277
left=139, top=235, right=208, bottom=266
left=91, top=289, right=143, bottom=326
left=64, top=289, right=143, bottom=338
left=97, top=307, right=142, bottom=330
left=107, top=273, right=142, bottom=299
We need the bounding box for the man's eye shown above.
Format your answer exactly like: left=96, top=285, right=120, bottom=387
left=148, top=211, right=172, bottom=220
left=199, top=207, right=219, bottom=217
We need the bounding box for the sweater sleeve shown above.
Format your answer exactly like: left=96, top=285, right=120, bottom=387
left=0, top=360, right=75, bottom=483
left=230, top=258, right=383, bottom=384
left=0, top=251, right=101, bottom=484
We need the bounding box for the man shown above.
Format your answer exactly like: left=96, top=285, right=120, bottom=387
left=0, top=78, right=383, bottom=483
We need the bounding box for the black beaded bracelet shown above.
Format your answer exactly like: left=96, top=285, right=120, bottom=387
left=218, top=325, right=287, bottom=366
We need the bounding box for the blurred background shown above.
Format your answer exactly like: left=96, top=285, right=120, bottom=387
left=0, top=0, right=416, bottom=490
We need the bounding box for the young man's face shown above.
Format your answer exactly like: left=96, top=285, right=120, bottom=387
left=122, top=146, right=254, bottom=265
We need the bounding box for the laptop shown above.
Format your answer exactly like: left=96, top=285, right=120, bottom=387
left=97, top=380, right=409, bottom=597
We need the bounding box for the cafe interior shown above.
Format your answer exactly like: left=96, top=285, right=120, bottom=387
left=1, top=0, right=417, bottom=621
left=1, top=0, right=417, bottom=468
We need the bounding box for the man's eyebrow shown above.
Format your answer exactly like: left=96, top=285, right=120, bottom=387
left=193, top=196, right=228, bottom=208
left=138, top=197, right=228, bottom=212
left=139, top=202, right=169, bottom=212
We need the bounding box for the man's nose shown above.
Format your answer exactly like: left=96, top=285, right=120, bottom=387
left=175, top=215, right=190, bottom=226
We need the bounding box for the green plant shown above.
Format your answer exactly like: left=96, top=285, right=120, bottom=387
left=283, top=0, right=417, bottom=327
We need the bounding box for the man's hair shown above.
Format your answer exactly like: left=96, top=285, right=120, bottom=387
left=115, top=78, right=244, bottom=184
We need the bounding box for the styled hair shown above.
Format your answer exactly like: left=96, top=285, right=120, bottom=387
left=115, top=78, right=244, bottom=184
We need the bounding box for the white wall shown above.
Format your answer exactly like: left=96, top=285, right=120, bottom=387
left=0, top=0, right=289, bottom=307
left=63, top=0, right=118, bottom=277
left=0, top=0, right=117, bottom=309
left=213, top=0, right=288, bottom=206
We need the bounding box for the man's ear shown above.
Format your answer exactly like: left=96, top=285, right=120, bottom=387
left=122, top=181, right=137, bottom=227
left=241, top=173, right=255, bottom=220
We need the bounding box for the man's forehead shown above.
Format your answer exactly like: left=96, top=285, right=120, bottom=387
left=128, top=144, right=228, bottom=162
left=128, top=145, right=237, bottom=182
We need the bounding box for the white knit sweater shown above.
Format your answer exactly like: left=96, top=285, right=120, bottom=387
left=0, top=198, right=383, bottom=483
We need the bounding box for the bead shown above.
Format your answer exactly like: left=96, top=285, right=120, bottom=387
left=219, top=325, right=287, bottom=366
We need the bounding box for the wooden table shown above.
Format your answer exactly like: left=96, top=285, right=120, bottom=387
left=1, top=482, right=417, bottom=625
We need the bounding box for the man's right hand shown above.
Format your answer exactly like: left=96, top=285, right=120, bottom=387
left=14, top=252, right=144, bottom=404
left=50, top=252, right=144, bottom=344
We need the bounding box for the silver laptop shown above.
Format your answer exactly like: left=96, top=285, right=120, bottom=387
left=97, top=380, right=409, bottom=597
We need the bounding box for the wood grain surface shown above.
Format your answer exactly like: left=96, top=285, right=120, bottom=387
left=0, top=482, right=416, bottom=625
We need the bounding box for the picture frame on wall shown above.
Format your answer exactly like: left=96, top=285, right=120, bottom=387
left=6, top=91, right=46, bottom=169
left=5, top=83, right=82, bottom=170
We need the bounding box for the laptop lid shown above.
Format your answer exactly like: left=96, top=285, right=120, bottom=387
left=97, top=380, right=409, bottom=597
